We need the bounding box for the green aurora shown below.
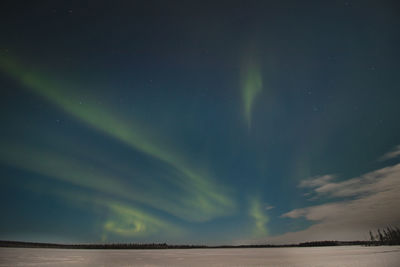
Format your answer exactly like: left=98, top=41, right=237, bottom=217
left=1, top=1, right=399, bottom=245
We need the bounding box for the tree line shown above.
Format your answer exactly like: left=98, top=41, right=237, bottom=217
left=1, top=227, right=399, bottom=249
left=369, top=226, right=400, bottom=245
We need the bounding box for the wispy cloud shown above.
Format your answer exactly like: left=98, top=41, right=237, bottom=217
left=266, top=163, right=400, bottom=244
left=265, top=205, right=275, bottom=211
left=298, top=174, right=335, bottom=189
left=379, top=145, right=400, bottom=162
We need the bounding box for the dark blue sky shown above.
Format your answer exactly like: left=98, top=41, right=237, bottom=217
left=1, top=0, right=399, bottom=244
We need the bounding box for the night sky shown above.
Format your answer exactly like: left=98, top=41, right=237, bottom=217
left=1, top=0, right=400, bottom=245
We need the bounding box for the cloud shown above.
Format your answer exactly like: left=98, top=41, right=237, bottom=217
left=0, top=55, right=236, bottom=222
left=265, top=205, right=275, bottom=211
left=298, top=175, right=335, bottom=188
left=379, top=145, right=400, bottom=162
left=300, top=165, right=399, bottom=200
left=265, top=163, right=400, bottom=244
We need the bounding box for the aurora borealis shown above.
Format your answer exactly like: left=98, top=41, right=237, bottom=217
left=1, top=1, right=400, bottom=245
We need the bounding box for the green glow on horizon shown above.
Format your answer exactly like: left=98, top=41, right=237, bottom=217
left=51, top=189, right=184, bottom=239
left=249, top=197, right=269, bottom=236
left=103, top=202, right=183, bottom=238
left=0, top=55, right=236, bottom=222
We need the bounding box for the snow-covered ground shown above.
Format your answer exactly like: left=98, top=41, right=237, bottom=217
left=0, top=246, right=399, bottom=266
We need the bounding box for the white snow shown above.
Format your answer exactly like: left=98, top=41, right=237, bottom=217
left=0, top=246, right=399, bottom=266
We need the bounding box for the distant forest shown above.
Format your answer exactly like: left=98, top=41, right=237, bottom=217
left=1, top=227, right=399, bottom=249
left=0, top=240, right=374, bottom=249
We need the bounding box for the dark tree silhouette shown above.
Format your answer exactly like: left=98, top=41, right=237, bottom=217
left=369, top=226, right=400, bottom=245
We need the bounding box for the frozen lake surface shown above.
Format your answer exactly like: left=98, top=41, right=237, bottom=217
left=1, top=246, right=399, bottom=266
